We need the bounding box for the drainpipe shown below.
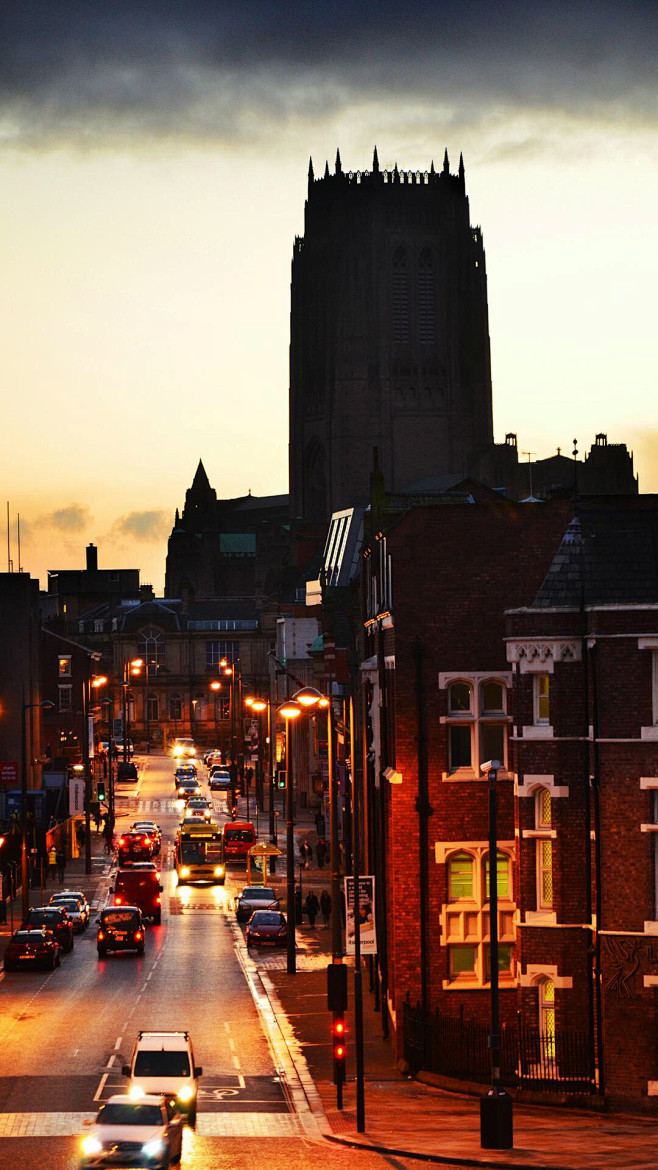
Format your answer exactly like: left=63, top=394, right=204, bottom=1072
left=589, top=637, right=605, bottom=1096
left=415, top=640, right=432, bottom=1016
left=580, top=591, right=596, bottom=1089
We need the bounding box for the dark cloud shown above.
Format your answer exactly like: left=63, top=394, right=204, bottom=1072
left=111, top=510, right=170, bottom=542
left=3, top=2, right=658, bottom=147
left=35, top=504, right=91, bottom=532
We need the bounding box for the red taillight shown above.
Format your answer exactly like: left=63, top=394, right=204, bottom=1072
left=114, top=896, right=123, bottom=905
left=119, top=837, right=125, bottom=846
left=134, top=930, right=143, bottom=940
left=155, top=895, right=161, bottom=904
left=97, top=930, right=105, bottom=940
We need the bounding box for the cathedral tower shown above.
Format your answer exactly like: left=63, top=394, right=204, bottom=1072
left=289, top=149, right=494, bottom=520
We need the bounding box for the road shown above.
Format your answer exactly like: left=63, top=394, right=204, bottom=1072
left=0, top=754, right=441, bottom=1170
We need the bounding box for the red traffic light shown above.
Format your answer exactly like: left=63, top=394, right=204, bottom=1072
left=333, top=1019, right=345, bottom=1037
left=334, top=1043, right=345, bottom=1059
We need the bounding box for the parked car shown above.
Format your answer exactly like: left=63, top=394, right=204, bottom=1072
left=4, top=927, right=60, bottom=971
left=122, top=1030, right=202, bottom=1124
left=97, top=906, right=145, bottom=958
left=24, top=906, right=74, bottom=953
left=49, top=890, right=90, bottom=931
left=246, top=909, right=288, bottom=947
left=208, top=768, right=232, bottom=791
left=235, top=886, right=279, bottom=923
left=80, top=1094, right=183, bottom=1169
left=117, top=761, right=138, bottom=782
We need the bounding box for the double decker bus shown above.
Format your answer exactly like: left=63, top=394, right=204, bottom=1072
left=175, top=821, right=225, bottom=885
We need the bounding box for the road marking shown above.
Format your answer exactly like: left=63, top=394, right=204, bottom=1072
left=224, top=1021, right=231, bottom=1033
left=106, top=1054, right=115, bottom=1069
left=232, top=1055, right=241, bottom=1069
left=228, top=1037, right=236, bottom=1052
left=114, top=1036, right=122, bottom=1049
left=93, top=1073, right=109, bottom=1102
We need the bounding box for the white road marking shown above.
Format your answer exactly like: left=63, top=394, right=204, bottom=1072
left=114, top=1036, right=122, bottom=1049
left=106, top=1054, right=115, bottom=1069
left=93, top=1073, right=109, bottom=1102
left=232, top=1054, right=241, bottom=1069
left=224, top=1021, right=231, bottom=1033
left=228, top=1037, right=236, bottom=1052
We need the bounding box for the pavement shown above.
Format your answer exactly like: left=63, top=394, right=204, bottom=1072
left=252, top=796, right=658, bottom=1170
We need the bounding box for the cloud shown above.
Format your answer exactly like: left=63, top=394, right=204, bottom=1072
left=3, top=2, right=658, bottom=149
left=110, top=510, right=170, bottom=543
left=35, top=504, right=91, bottom=532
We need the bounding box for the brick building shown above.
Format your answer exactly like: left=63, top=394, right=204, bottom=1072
left=507, top=499, right=658, bottom=1107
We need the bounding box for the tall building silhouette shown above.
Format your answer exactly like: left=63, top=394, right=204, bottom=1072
left=289, top=148, right=494, bottom=520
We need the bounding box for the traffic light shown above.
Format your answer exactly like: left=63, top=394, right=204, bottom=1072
left=332, top=1014, right=346, bottom=1085
left=97, top=780, right=106, bottom=802
left=277, top=770, right=286, bottom=789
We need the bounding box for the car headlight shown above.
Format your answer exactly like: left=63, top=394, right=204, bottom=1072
left=129, top=1084, right=145, bottom=1099
left=81, top=1136, right=102, bottom=1154
left=180, top=867, right=190, bottom=878
left=214, top=865, right=225, bottom=877
left=142, top=1138, right=164, bottom=1156
left=177, top=1085, right=195, bottom=1102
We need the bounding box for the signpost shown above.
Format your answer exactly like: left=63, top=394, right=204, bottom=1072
left=344, top=875, right=377, bottom=956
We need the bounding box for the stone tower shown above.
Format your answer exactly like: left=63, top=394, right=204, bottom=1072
left=289, top=148, right=494, bottom=520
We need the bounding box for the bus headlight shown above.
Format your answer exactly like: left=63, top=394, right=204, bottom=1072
left=177, top=1085, right=195, bottom=1102
left=214, top=866, right=225, bottom=877
left=180, top=867, right=190, bottom=878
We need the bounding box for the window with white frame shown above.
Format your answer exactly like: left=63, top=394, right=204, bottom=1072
left=445, top=678, right=508, bottom=776
left=535, top=787, right=554, bottom=910
left=138, top=630, right=166, bottom=669
left=58, top=685, right=72, bottom=713
left=443, top=847, right=515, bottom=987
left=534, top=673, right=550, bottom=725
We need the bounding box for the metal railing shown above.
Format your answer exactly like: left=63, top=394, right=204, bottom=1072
left=403, top=999, right=595, bottom=1095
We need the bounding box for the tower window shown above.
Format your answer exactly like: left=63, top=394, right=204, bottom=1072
left=392, top=248, right=410, bottom=345
left=418, top=248, right=436, bottom=345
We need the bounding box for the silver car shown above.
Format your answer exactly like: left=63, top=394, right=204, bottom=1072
left=235, top=886, right=279, bottom=923
left=49, top=893, right=88, bottom=933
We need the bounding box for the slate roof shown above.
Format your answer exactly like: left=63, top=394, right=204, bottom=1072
left=533, top=505, right=658, bottom=608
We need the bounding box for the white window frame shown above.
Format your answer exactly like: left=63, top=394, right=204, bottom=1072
left=440, top=673, right=511, bottom=779
left=57, top=655, right=72, bottom=678
left=438, top=842, right=516, bottom=990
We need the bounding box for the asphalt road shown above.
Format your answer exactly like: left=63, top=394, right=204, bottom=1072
left=0, top=755, right=443, bottom=1170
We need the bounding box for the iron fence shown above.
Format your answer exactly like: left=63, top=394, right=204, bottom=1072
left=403, top=999, right=595, bottom=1095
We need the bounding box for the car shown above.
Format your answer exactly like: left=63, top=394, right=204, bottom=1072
left=122, top=1031, right=202, bottom=1125
left=208, top=768, right=232, bottom=791
left=118, top=830, right=156, bottom=865
left=97, top=906, right=146, bottom=958
left=204, top=749, right=222, bottom=767
left=49, top=890, right=90, bottom=931
left=117, top=761, right=139, bottom=781
left=172, top=737, right=196, bottom=760
left=4, top=927, right=60, bottom=971
left=48, top=895, right=87, bottom=933
left=246, top=909, right=288, bottom=947
left=235, top=886, right=279, bottom=923
left=176, top=777, right=201, bottom=799
left=24, top=905, right=74, bottom=953
left=131, top=820, right=162, bottom=854
left=80, top=1093, right=183, bottom=1169
left=174, top=763, right=197, bottom=781
left=113, top=866, right=163, bottom=924
left=185, top=797, right=212, bottom=820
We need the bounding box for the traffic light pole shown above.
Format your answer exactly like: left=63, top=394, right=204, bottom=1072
left=285, top=719, right=296, bottom=975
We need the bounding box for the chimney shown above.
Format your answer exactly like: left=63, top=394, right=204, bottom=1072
left=86, top=543, right=98, bottom=572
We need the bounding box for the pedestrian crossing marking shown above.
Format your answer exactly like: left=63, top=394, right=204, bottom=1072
left=0, top=1112, right=307, bottom=1138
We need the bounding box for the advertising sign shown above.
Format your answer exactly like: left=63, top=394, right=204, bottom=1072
left=69, top=777, right=85, bottom=818
left=344, top=875, right=377, bottom=956
left=0, top=762, right=18, bottom=785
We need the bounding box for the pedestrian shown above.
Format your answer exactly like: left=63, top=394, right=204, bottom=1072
left=47, top=843, right=57, bottom=880
left=304, top=890, right=320, bottom=927
left=320, top=889, right=331, bottom=926
left=56, top=848, right=66, bottom=884
left=103, top=819, right=114, bottom=855
left=93, top=805, right=102, bottom=834
left=75, top=821, right=86, bottom=854
left=300, top=839, right=312, bottom=869
left=314, top=809, right=324, bottom=835
left=316, top=837, right=327, bottom=869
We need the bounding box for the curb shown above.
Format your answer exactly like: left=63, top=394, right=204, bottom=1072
left=323, top=1132, right=572, bottom=1170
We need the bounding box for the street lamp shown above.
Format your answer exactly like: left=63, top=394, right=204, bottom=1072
left=82, top=674, right=108, bottom=874
left=479, top=759, right=513, bottom=1150
left=277, top=698, right=302, bottom=974
left=121, top=658, right=142, bottom=763
left=209, top=680, right=222, bottom=746
left=21, top=695, right=55, bottom=921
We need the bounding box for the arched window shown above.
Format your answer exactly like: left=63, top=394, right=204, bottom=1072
left=535, top=787, right=551, bottom=829
left=448, top=683, right=472, bottom=713
left=539, top=978, right=556, bottom=1054
left=169, top=694, right=182, bottom=721
left=138, top=628, right=166, bottom=669
left=448, top=851, right=474, bottom=900
left=418, top=248, right=436, bottom=345
left=392, top=247, right=410, bottom=345
left=484, top=851, right=511, bottom=900
left=534, top=786, right=554, bottom=910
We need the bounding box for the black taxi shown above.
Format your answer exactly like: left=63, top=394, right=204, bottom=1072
left=97, top=905, right=145, bottom=958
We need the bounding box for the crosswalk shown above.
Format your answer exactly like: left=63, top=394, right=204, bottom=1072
left=116, top=798, right=179, bottom=812
left=0, top=1111, right=310, bottom=1137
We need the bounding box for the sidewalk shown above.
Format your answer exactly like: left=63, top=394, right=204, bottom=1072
left=234, top=797, right=658, bottom=1169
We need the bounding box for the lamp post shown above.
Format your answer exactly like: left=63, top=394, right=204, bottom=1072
left=121, top=658, right=142, bottom=762
left=100, top=694, right=115, bottom=824
left=21, top=694, right=55, bottom=921
left=209, top=679, right=223, bottom=746
left=277, top=699, right=302, bottom=974
left=83, top=674, right=107, bottom=874
left=479, top=759, right=513, bottom=1150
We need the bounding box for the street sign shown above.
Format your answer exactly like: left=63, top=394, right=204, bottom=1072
left=69, top=777, right=85, bottom=818
left=344, top=875, right=377, bottom=955
left=0, top=762, right=18, bottom=785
